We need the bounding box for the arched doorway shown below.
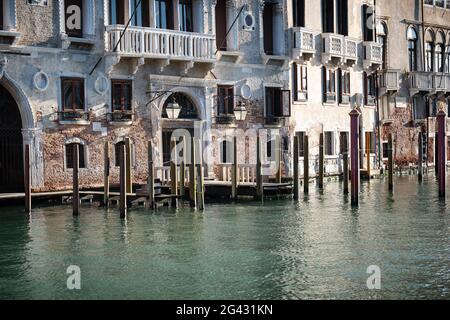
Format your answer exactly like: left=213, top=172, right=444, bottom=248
left=161, top=92, right=199, bottom=166
left=0, top=84, right=24, bottom=192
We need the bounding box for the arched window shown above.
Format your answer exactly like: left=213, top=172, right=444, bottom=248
left=407, top=27, right=418, bottom=72
left=435, top=32, right=446, bottom=73
left=425, top=30, right=435, bottom=72
left=377, top=22, right=387, bottom=69
left=162, top=92, right=199, bottom=119
left=65, top=141, right=87, bottom=169
left=445, top=43, right=450, bottom=74
left=114, top=140, right=136, bottom=167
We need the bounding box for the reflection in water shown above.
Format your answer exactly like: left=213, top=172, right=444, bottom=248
left=0, top=175, right=449, bottom=299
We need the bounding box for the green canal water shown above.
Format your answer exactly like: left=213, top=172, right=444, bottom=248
left=0, top=175, right=449, bottom=300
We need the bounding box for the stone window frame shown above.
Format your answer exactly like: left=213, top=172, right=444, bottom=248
left=112, top=137, right=137, bottom=168
left=63, top=137, right=89, bottom=170
left=57, top=72, right=89, bottom=125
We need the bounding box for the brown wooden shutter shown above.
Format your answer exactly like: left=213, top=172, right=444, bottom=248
left=363, top=72, right=368, bottom=106
left=293, top=63, right=298, bottom=101
left=322, top=67, right=327, bottom=102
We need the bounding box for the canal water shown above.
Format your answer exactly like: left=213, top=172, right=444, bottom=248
left=0, top=175, right=449, bottom=300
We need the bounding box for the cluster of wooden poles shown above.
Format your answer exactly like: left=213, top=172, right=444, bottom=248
left=21, top=109, right=447, bottom=215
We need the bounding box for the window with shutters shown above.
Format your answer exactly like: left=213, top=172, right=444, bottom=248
left=324, top=132, right=334, bottom=156
left=293, top=0, right=305, bottom=27
left=364, top=72, right=376, bottom=106
left=382, top=141, right=389, bottom=159
left=322, top=67, right=336, bottom=103
left=217, top=85, right=235, bottom=122
left=339, top=132, right=349, bottom=155
left=407, top=27, right=418, bottom=72
left=296, top=131, right=305, bottom=157
left=155, top=0, right=174, bottom=29
left=292, top=63, right=308, bottom=102
left=265, top=87, right=291, bottom=125
left=110, top=80, right=133, bottom=122
left=322, top=0, right=334, bottom=33
left=65, top=143, right=86, bottom=169
left=179, top=0, right=193, bottom=32
left=362, top=4, right=374, bottom=42
left=338, top=69, right=350, bottom=104
left=322, top=0, right=347, bottom=35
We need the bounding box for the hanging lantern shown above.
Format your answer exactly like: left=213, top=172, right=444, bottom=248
left=166, top=99, right=182, bottom=119
left=233, top=101, right=248, bottom=121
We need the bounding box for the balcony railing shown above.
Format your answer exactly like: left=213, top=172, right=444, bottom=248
left=344, top=37, right=358, bottom=62
left=433, top=74, right=447, bottom=91
left=409, top=72, right=448, bottom=95
left=105, top=25, right=216, bottom=62
left=363, top=41, right=383, bottom=68
left=378, top=70, right=400, bottom=96
left=216, top=114, right=236, bottom=125
left=107, top=111, right=134, bottom=123
left=292, top=27, right=315, bottom=59
left=58, top=110, right=90, bottom=123
left=322, top=33, right=358, bottom=65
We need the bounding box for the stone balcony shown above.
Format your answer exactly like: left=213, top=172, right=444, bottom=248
left=321, top=33, right=358, bottom=66
left=378, top=70, right=401, bottom=96
left=292, top=27, right=315, bottom=61
left=363, top=41, right=383, bottom=69
left=408, top=72, right=449, bottom=96
left=105, top=25, right=216, bottom=72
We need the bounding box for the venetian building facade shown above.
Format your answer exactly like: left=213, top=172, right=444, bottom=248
left=287, top=0, right=381, bottom=176
left=377, top=0, right=450, bottom=168
left=0, top=0, right=290, bottom=192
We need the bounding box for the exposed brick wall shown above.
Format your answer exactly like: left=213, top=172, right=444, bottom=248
left=16, top=1, right=59, bottom=47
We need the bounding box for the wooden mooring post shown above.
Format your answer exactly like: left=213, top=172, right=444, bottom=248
left=24, top=144, right=31, bottom=213
left=72, top=144, right=80, bottom=216
left=418, top=132, right=423, bottom=182
left=170, top=139, right=178, bottom=207
left=366, top=133, right=371, bottom=180
left=343, top=138, right=349, bottom=195
left=318, top=133, right=324, bottom=190
left=147, top=141, right=155, bottom=209
left=125, top=138, right=132, bottom=194
left=104, top=141, right=110, bottom=207
left=437, top=107, right=446, bottom=198
left=277, top=136, right=282, bottom=184
left=189, top=135, right=197, bottom=208
left=256, top=133, right=263, bottom=200
left=350, top=109, right=360, bottom=206
left=388, top=133, right=394, bottom=193
left=303, top=135, right=309, bottom=194
left=231, top=135, right=238, bottom=200
left=179, top=137, right=186, bottom=199
left=293, top=135, right=299, bottom=200
left=119, top=143, right=127, bottom=218
left=196, top=138, right=205, bottom=210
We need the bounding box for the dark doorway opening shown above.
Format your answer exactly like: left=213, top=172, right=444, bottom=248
left=0, top=84, right=24, bottom=193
